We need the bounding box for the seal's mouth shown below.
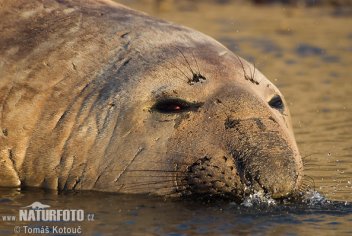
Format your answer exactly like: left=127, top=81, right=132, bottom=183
left=180, top=149, right=301, bottom=202
left=181, top=155, right=244, bottom=202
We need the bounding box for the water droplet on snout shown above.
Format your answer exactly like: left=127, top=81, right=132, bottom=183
left=301, top=190, right=327, bottom=205
left=241, top=191, right=276, bottom=208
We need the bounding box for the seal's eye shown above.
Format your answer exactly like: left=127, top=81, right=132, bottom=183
left=152, top=99, right=191, bottom=114
left=269, top=95, right=284, bottom=111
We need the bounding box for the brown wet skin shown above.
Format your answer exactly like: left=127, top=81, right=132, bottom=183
left=0, top=0, right=303, bottom=202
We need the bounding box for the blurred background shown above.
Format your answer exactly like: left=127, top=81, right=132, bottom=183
left=117, top=0, right=352, bottom=201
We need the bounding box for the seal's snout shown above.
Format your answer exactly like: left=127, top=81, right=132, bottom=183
left=231, top=149, right=300, bottom=199
left=226, top=117, right=302, bottom=199
left=183, top=142, right=301, bottom=201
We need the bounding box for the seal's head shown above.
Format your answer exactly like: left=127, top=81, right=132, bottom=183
left=91, top=31, right=303, bottom=201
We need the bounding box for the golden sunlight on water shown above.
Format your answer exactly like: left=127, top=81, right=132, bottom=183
left=117, top=0, right=352, bottom=201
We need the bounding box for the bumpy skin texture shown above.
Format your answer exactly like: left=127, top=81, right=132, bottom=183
left=0, top=0, right=303, bottom=200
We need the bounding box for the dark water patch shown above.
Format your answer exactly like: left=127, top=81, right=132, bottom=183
left=235, top=54, right=257, bottom=64
left=177, top=223, right=190, bottom=230
left=285, top=59, right=297, bottom=64
left=320, top=108, right=331, bottom=113
left=296, top=71, right=307, bottom=76
left=250, top=38, right=282, bottom=55
left=322, top=55, right=340, bottom=63
left=251, top=0, right=352, bottom=7
left=331, top=7, right=352, bottom=17
left=167, top=233, right=186, bottom=236
left=329, top=71, right=340, bottom=78
left=221, top=37, right=282, bottom=57
left=296, top=43, right=324, bottom=56
left=328, top=221, right=341, bottom=225
left=124, top=220, right=135, bottom=225
left=219, top=36, right=240, bottom=53
left=0, top=198, right=12, bottom=203
left=214, top=0, right=232, bottom=4
left=167, top=1, right=199, bottom=12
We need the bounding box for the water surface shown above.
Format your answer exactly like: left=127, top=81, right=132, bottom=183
left=1, top=189, right=352, bottom=235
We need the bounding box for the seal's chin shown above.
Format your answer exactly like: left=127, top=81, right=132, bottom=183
left=180, top=151, right=301, bottom=202
left=181, top=155, right=244, bottom=201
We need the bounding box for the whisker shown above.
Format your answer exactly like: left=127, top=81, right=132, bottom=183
left=122, top=179, right=178, bottom=188
left=302, top=152, right=323, bottom=160
left=191, top=51, right=200, bottom=74
left=121, top=181, right=189, bottom=193
left=301, top=175, right=316, bottom=191
left=123, top=174, right=188, bottom=178
left=167, top=60, right=191, bottom=82
left=146, top=160, right=190, bottom=166
left=136, top=48, right=190, bottom=85
left=236, top=55, right=248, bottom=80
left=154, top=149, right=204, bottom=158
left=236, top=55, right=259, bottom=85
left=174, top=47, right=195, bottom=75
left=301, top=152, right=324, bottom=168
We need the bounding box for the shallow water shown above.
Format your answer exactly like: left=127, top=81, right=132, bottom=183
left=1, top=188, right=352, bottom=235
left=1, top=0, right=351, bottom=235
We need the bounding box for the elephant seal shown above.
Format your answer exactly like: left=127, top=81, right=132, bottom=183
left=0, top=0, right=303, bottom=201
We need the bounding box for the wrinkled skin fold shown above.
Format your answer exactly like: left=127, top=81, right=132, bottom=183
left=0, top=0, right=303, bottom=201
